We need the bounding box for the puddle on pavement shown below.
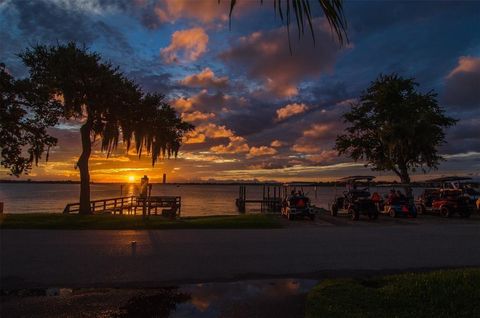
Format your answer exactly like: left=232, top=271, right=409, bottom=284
left=114, top=288, right=191, bottom=318
left=0, top=278, right=317, bottom=318
left=172, top=278, right=317, bottom=318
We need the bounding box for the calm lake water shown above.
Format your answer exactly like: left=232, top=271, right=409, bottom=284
left=0, top=183, right=424, bottom=216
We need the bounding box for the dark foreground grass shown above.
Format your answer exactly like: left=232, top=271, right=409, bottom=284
left=306, top=268, right=480, bottom=318
left=0, top=213, right=283, bottom=230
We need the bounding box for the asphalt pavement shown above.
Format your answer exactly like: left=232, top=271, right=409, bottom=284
left=2, top=220, right=480, bottom=289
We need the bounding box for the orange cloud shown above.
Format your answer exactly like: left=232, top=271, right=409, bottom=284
left=172, top=97, right=193, bottom=111
left=291, top=143, right=322, bottom=154
left=200, top=123, right=234, bottom=138
left=221, top=19, right=342, bottom=97
left=270, top=140, right=284, bottom=147
left=153, top=0, right=230, bottom=24
left=447, top=56, right=480, bottom=78
left=149, top=0, right=253, bottom=26
left=291, top=121, right=340, bottom=157
left=161, top=27, right=208, bottom=63
left=307, top=150, right=338, bottom=163
left=180, top=67, right=228, bottom=88
left=443, top=56, right=480, bottom=108
left=276, top=103, right=309, bottom=121
left=183, top=130, right=206, bottom=144
left=210, top=136, right=249, bottom=154
left=303, top=124, right=332, bottom=138
left=181, top=111, right=215, bottom=122
left=247, top=146, right=277, bottom=158
left=181, top=152, right=238, bottom=164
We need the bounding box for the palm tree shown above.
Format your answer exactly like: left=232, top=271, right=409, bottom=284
left=227, top=0, right=348, bottom=46
left=21, top=43, right=193, bottom=214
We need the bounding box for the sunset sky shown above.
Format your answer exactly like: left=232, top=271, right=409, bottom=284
left=1, top=0, right=479, bottom=183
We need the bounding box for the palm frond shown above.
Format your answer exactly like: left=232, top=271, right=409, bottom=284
left=227, top=0, right=348, bottom=46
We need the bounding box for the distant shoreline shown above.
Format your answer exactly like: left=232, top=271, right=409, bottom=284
left=0, top=180, right=438, bottom=187
left=0, top=180, right=335, bottom=186
left=0, top=180, right=329, bottom=185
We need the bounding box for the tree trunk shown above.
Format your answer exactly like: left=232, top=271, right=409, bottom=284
left=78, top=119, right=93, bottom=215
left=399, top=168, right=413, bottom=200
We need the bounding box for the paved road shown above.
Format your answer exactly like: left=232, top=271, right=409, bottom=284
left=1, top=223, right=480, bottom=289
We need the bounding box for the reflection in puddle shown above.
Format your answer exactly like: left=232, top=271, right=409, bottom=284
left=172, top=279, right=317, bottom=318
left=114, top=288, right=190, bottom=318
left=46, top=288, right=73, bottom=297
left=0, top=279, right=317, bottom=318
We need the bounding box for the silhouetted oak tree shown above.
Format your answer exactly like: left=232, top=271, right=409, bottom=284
left=0, top=63, right=61, bottom=176
left=19, top=43, right=193, bottom=214
left=335, top=74, right=456, bottom=196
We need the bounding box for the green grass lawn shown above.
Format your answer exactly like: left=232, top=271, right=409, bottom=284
left=0, top=213, right=283, bottom=230
left=306, top=268, right=480, bottom=318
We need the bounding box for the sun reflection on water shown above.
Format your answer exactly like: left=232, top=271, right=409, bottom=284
left=120, top=184, right=138, bottom=197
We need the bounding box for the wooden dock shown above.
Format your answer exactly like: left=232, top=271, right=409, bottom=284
left=63, top=196, right=181, bottom=217
left=236, top=184, right=284, bottom=213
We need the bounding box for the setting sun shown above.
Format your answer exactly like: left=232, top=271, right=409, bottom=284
left=128, top=175, right=135, bottom=183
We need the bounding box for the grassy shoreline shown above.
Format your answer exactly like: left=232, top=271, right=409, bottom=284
left=306, top=268, right=480, bottom=318
left=0, top=213, right=283, bottom=230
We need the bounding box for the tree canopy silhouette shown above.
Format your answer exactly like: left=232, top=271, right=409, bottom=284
left=335, top=74, right=456, bottom=196
left=18, top=43, right=193, bottom=214
left=227, top=0, right=348, bottom=47
left=0, top=63, right=61, bottom=176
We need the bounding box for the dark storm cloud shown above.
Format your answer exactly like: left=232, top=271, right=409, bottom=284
left=130, top=71, right=176, bottom=94
left=311, top=81, right=348, bottom=101
left=0, top=0, right=133, bottom=75
left=225, top=101, right=276, bottom=136
left=11, top=0, right=96, bottom=43
left=333, top=1, right=480, bottom=97
left=345, top=1, right=479, bottom=37
left=442, top=115, right=480, bottom=155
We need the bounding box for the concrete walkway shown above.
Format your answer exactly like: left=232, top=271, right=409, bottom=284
left=1, top=223, right=480, bottom=289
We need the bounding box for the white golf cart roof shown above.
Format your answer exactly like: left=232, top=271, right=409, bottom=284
left=426, top=176, right=472, bottom=183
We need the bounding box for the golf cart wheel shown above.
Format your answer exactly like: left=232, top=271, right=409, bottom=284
left=460, top=211, right=471, bottom=218
left=309, top=214, right=316, bottom=221
left=417, top=204, right=425, bottom=214
left=330, top=204, right=338, bottom=216
left=440, top=207, right=451, bottom=218
left=350, top=209, right=359, bottom=221
left=389, top=208, right=397, bottom=218
left=368, top=207, right=378, bottom=220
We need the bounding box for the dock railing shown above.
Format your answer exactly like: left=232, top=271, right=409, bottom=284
left=63, top=195, right=181, bottom=217
left=236, top=184, right=283, bottom=213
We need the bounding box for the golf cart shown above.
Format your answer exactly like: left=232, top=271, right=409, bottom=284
left=417, top=177, right=477, bottom=217
left=432, top=189, right=472, bottom=218
left=378, top=184, right=417, bottom=218
left=415, top=188, right=441, bottom=214
left=282, top=183, right=316, bottom=221
left=329, top=176, right=378, bottom=220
